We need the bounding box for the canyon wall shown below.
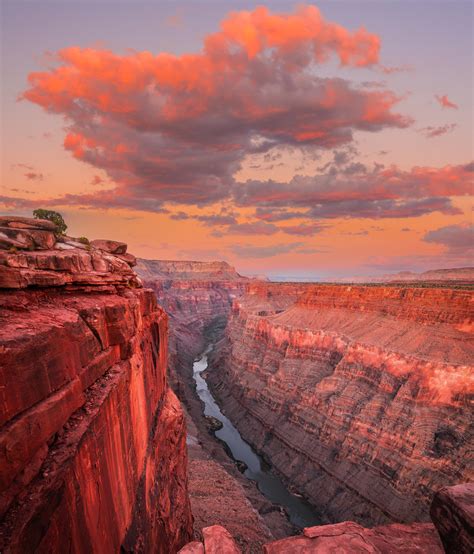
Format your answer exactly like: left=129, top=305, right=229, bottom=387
left=135, top=259, right=249, bottom=395
left=207, top=282, right=474, bottom=526
left=0, top=217, right=193, bottom=553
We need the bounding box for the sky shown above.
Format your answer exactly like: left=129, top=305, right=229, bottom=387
left=1, top=0, right=473, bottom=280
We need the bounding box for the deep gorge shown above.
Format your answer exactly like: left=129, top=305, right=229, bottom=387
left=0, top=224, right=472, bottom=553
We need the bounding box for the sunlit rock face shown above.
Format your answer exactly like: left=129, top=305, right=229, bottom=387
left=207, top=282, right=474, bottom=526
left=0, top=218, right=193, bottom=553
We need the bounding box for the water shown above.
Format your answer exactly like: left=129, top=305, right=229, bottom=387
left=192, top=345, right=320, bottom=528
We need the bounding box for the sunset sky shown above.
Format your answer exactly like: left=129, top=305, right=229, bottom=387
left=1, top=0, right=472, bottom=280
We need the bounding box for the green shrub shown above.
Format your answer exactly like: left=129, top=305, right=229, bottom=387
left=33, top=209, right=67, bottom=235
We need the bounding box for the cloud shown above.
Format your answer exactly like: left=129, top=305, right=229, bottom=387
left=378, top=64, right=413, bottom=75
left=435, top=94, right=458, bottom=109
left=24, top=171, right=44, bottom=181
left=281, top=223, right=326, bottom=236
left=91, top=174, right=106, bottom=185
left=18, top=5, right=412, bottom=213
left=423, top=223, right=473, bottom=253
left=418, top=123, right=457, bottom=138
left=231, top=242, right=304, bottom=258
left=234, top=162, right=472, bottom=219
left=216, top=221, right=279, bottom=236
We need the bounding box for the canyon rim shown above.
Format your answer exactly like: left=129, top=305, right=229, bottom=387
left=1, top=1, right=474, bottom=553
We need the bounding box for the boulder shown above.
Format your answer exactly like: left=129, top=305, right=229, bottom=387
left=90, top=239, right=127, bottom=254
left=117, top=252, right=137, bottom=266
left=202, top=525, right=241, bottom=553
left=430, top=483, right=474, bottom=554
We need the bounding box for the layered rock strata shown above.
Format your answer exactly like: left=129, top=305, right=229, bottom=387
left=0, top=217, right=193, bottom=553
left=207, top=283, right=474, bottom=526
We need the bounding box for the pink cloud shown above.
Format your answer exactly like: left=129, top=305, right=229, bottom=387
left=435, top=94, right=458, bottom=109
left=18, top=5, right=410, bottom=212
left=24, top=171, right=43, bottom=181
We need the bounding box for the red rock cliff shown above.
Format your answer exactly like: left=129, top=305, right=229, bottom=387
left=0, top=217, right=193, bottom=553
left=207, top=282, right=474, bottom=525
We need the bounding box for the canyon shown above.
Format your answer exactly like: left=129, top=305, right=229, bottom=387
left=0, top=218, right=472, bottom=552
left=207, top=282, right=473, bottom=526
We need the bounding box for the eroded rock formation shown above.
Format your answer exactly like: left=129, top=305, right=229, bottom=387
left=207, top=282, right=474, bottom=526
left=0, top=217, right=193, bottom=553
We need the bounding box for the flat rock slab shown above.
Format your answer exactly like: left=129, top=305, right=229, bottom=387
left=90, top=239, right=127, bottom=254
left=0, top=216, right=58, bottom=231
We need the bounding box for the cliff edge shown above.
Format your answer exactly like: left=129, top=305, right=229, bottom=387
left=0, top=216, right=193, bottom=553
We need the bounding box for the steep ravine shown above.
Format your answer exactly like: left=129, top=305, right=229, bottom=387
left=206, top=282, right=474, bottom=527
left=136, top=260, right=298, bottom=549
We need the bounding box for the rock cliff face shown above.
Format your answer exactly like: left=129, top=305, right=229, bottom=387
left=0, top=217, right=193, bottom=553
left=135, top=259, right=249, bottom=394
left=207, top=282, right=474, bottom=526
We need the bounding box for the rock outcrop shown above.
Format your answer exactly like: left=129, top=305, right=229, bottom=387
left=207, top=282, right=474, bottom=526
left=179, top=483, right=474, bottom=553
left=430, top=482, right=474, bottom=553
left=0, top=217, right=193, bottom=553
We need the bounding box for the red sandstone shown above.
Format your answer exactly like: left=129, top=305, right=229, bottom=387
left=0, top=219, right=193, bottom=552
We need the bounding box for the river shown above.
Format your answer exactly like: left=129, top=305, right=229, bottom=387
left=192, top=346, right=320, bottom=528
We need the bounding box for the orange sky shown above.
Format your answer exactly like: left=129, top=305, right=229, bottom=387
left=1, top=2, right=472, bottom=279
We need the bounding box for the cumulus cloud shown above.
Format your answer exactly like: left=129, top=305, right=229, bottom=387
left=16, top=5, right=413, bottom=214
left=435, top=94, right=458, bottom=109
left=1, top=3, right=469, bottom=242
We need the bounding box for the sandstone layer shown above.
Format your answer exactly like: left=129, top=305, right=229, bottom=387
left=207, top=282, right=474, bottom=526
left=0, top=218, right=193, bottom=553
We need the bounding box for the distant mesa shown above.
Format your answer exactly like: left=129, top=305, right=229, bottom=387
left=335, top=267, right=474, bottom=284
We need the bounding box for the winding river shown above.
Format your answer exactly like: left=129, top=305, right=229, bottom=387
left=193, top=346, right=320, bottom=528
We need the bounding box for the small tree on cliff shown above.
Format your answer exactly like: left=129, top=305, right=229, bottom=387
left=33, top=209, right=67, bottom=235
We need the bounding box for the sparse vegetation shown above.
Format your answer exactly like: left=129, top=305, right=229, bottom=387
left=78, top=236, right=90, bottom=245
left=33, top=209, right=67, bottom=235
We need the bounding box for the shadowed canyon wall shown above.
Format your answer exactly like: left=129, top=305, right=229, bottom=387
left=207, top=282, right=474, bottom=526
left=0, top=217, right=193, bottom=553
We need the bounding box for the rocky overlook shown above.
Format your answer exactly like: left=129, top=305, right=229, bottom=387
left=0, top=216, right=193, bottom=552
